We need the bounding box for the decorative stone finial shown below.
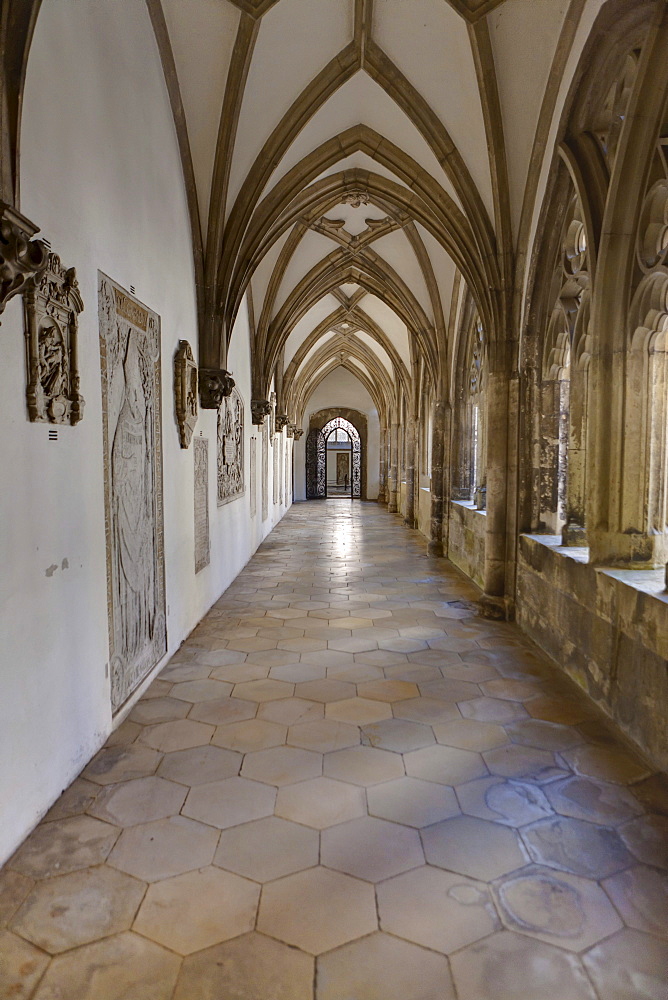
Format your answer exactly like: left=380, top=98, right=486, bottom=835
left=199, top=368, right=235, bottom=409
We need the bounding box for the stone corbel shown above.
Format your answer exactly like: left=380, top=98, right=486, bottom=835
left=251, top=398, right=272, bottom=425
left=292, top=426, right=304, bottom=441
left=174, top=341, right=198, bottom=447
left=0, top=202, right=48, bottom=321
left=199, top=368, right=235, bottom=409
left=275, top=413, right=289, bottom=432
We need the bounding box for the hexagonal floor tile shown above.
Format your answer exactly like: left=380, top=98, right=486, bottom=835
left=393, top=697, right=460, bottom=725
left=257, top=697, right=324, bottom=726
left=583, top=928, right=668, bottom=1000
left=494, top=865, right=622, bottom=951
left=323, top=745, right=404, bottom=786
left=483, top=745, right=569, bottom=783
left=358, top=680, right=419, bottom=702
left=214, top=816, right=319, bottom=882
left=9, top=816, right=119, bottom=879
left=156, top=745, right=242, bottom=786
left=88, top=776, right=187, bottom=826
left=232, top=678, right=294, bottom=702
left=173, top=932, right=314, bottom=1000
left=107, top=815, right=219, bottom=881
left=422, top=815, right=527, bottom=881
left=456, top=776, right=553, bottom=827
left=368, top=776, right=460, bottom=828
left=0, top=930, right=49, bottom=998
left=326, top=697, right=393, bottom=726
left=0, top=870, right=33, bottom=927
left=133, top=866, right=259, bottom=955
left=43, top=778, right=99, bottom=823
left=619, top=814, right=668, bottom=869
left=211, top=719, right=287, bottom=752
left=82, top=745, right=162, bottom=786
left=294, top=680, right=356, bottom=703
left=505, top=719, right=583, bottom=752
left=241, top=746, right=322, bottom=786
left=450, top=930, right=597, bottom=1000
left=321, top=815, right=424, bottom=882
left=481, top=678, right=542, bottom=702
left=257, top=867, right=377, bottom=954
left=361, top=718, right=435, bottom=753
left=544, top=775, right=643, bottom=826
left=182, top=777, right=276, bottom=830
left=275, top=777, right=366, bottom=829
left=405, top=745, right=488, bottom=786
left=561, top=746, right=651, bottom=785
left=459, top=697, right=528, bottom=725
left=432, top=718, right=507, bottom=751
left=129, top=697, right=191, bottom=725
left=603, top=864, right=668, bottom=938
left=137, top=719, right=214, bottom=753
left=171, top=679, right=233, bottom=702
left=288, top=719, right=359, bottom=752
left=377, top=866, right=498, bottom=954
left=191, top=697, right=258, bottom=727
left=269, top=662, right=326, bottom=683
left=31, top=931, right=180, bottom=1000
left=316, top=932, right=455, bottom=1000
left=521, top=816, right=633, bottom=879
left=10, top=866, right=145, bottom=954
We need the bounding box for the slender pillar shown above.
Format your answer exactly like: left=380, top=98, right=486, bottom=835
left=481, top=343, right=513, bottom=616
left=404, top=417, right=417, bottom=529
left=388, top=422, right=399, bottom=512
left=377, top=425, right=388, bottom=504
left=428, top=399, right=446, bottom=556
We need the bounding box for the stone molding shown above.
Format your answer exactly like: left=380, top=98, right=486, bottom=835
left=174, top=340, right=198, bottom=448
left=24, top=252, right=84, bottom=425
left=199, top=368, right=235, bottom=410
left=0, top=202, right=47, bottom=321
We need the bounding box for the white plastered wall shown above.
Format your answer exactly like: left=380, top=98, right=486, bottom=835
left=0, top=0, right=288, bottom=865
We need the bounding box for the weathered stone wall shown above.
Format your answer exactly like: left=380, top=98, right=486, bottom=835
left=517, top=534, right=668, bottom=770
left=447, top=501, right=486, bottom=590
left=417, top=487, right=431, bottom=537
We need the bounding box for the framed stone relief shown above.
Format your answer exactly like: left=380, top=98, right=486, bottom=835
left=194, top=437, right=210, bottom=572
left=250, top=436, right=257, bottom=518
left=24, top=253, right=84, bottom=424
left=174, top=340, right=198, bottom=448
left=98, top=272, right=167, bottom=713
left=217, top=386, right=245, bottom=506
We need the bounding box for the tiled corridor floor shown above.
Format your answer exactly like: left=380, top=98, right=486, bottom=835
left=2, top=501, right=668, bottom=999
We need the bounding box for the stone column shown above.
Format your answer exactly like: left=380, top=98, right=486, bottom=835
left=428, top=398, right=446, bottom=556
left=481, top=344, right=513, bottom=615
left=388, top=421, right=399, bottom=512
left=404, top=416, right=417, bottom=529
left=378, top=425, right=388, bottom=504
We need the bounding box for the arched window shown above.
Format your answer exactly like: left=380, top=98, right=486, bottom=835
left=453, top=296, right=487, bottom=508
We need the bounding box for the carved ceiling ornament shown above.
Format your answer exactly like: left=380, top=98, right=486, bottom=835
left=0, top=202, right=48, bottom=321
left=341, top=190, right=369, bottom=208
left=24, top=252, right=84, bottom=425
left=251, top=398, right=272, bottom=425
left=199, top=367, right=235, bottom=409
left=174, top=340, right=198, bottom=448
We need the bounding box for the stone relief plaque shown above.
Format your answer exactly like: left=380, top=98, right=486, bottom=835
left=24, top=252, right=84, bottom=424
left=98, top=273, right=167, bottom=713
left=273, top=439, right=279, bottom=505
left=174, top=340, right=198, bottom=448
left=262, top=423, right=269, bottom=520
left=285, top=440, right=291, bottom=503
left=217, top=386, right=245, bottom=506
left=194, top=437, right=210, bottom=573
left=250, top=436, right=257, bottom=518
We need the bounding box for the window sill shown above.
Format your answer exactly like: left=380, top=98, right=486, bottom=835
left=451, top=499, right=487, bottom=517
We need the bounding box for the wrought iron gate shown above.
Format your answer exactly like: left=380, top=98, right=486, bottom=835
left=306, top=428, right=326, bottom=498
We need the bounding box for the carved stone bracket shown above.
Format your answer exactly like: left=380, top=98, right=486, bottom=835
left=174, top=340, right=198, bottom=448
left=199, top=368, right=235, bottom=409
left=0, top=202, right=48, bottom=321
left=275, top=413, right=289, bottom=432
left=24, top=252, right=84, bottom=424
left=251, top=398, right=272, bottom=425
left=293, top=426, right=304, bottom=440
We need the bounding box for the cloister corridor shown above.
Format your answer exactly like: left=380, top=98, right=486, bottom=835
left=1, top=501, right=667, bottom=999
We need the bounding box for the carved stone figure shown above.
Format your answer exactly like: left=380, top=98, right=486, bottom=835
left=98, top=273, right=166, bottom=713
left=24, top=253, right=84, bottom=424
left=251, top=398, right=272, bottom=425
left=194, top=437, right=210, bottom=572
left=200, top=367, right=235, bottom=409
left=217, top=387, right=245, bottom=505
left=174, top=340, right=198, bottom=448
left=0, top=202, right=47, bottom=321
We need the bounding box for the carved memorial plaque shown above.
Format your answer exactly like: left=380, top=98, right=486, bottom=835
left=250, top=436, right=257, bottom=518
left=194, top=437, right=210, bottom=572
left=24, top=253, right=84, bottom=424
left=98, top=273, right=167, bottom=713
left=273, top=439, right=279, bottom=505
left=174, top=340, right=198, bottom=448
left=285, top=439, right=291, bottom=503
left=217, top=387, right=245, bottom=505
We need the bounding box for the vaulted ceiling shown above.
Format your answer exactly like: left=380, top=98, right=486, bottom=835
left=153, top=0, right=573, bottom=414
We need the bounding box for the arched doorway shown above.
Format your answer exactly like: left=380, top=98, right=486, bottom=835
left=306, top=416, right=362, bottom=498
